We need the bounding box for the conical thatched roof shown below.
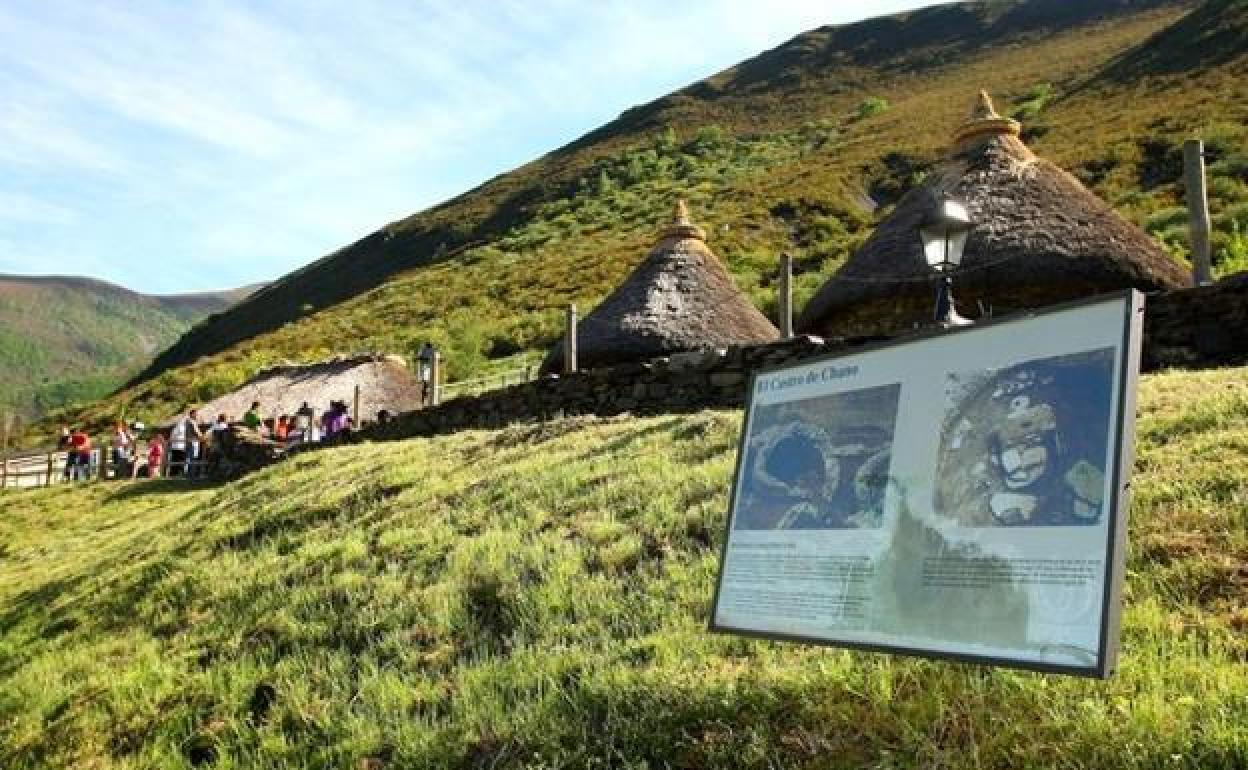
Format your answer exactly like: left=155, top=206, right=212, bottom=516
left=543, top=201, right=779, bottom=372
left=797, top=91, right=1191, bottom=337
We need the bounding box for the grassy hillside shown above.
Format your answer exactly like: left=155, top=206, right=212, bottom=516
left=53, top=0, right=1248, bottom=435
left=1, top=365, right=1245, bottom=768
left=0, top=276, right=257, bottom=421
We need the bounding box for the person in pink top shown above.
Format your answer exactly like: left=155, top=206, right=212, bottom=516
left=134, top=434, right=165, bottom=479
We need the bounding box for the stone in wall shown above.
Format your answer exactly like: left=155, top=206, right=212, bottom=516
left=1144, top=273, right=1248, bottom=370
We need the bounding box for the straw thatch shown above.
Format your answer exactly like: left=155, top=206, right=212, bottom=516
left=797, top=91, right=1192, bottom=337
left=190, top=353, right=423, bottom=424
left=543, top=201, right=780, bottom=372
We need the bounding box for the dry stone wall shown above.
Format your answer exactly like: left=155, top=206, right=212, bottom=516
left=1143, top=274, right=1248, bottom=370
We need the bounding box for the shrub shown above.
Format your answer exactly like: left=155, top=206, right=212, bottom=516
left=1145, top=206, right=1189, bottom=233
left=1216, top=222, right=1248, bottom=277
left=1011, top=82, right=1055, bottom=120
left=854, top=96, right=890, bottom=121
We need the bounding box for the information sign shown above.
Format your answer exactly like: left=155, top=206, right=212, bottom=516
left=710, top=291, right=1144, bottom=677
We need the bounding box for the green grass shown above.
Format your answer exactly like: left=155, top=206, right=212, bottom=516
left=2, top=365, right=1246, bottom=768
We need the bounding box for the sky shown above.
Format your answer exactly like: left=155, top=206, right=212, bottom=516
left=0, top=1, right=938, bottom=295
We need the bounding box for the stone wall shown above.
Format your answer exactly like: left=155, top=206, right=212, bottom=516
left=1143, top=273, right=1248, bottom=370
left=362, top=279, right=1247, bottom=444
left=366, top=334, right=837, bottom=442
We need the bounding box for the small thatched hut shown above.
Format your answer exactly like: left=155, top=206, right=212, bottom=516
left=542, top=201, right=780, bottom=373
left=191, top=353, right=424, bottom=424
left=797, top=92, right=1191, bottom=337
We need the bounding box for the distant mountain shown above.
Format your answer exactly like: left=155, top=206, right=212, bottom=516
left=52, top=0, right=1248, bottom=430
left=1100, top=0, right=1248, bottom=78
left=0, top=274, right=261, bottom=420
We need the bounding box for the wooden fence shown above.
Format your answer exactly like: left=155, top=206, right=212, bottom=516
left=0, top=446, right=214, bottom=490
left=0, top=358, right=539, bottom=492
left=439, top=361, right=539, bottom=402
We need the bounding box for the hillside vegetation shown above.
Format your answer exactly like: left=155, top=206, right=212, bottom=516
left=0, top=276, right=256, bottom=422
left=1, top=365, right=1245, bottom=768
left=55, top=0, right=1248, bottom=437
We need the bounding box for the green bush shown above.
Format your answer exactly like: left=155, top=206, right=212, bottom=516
left=854, top=96, right=890, bottom=120
left=1011, top=82, right=1055, bottom=120
left=1216, top=222, right=1248, bottom=277
left=1145, top=205, right=1189, bottom=233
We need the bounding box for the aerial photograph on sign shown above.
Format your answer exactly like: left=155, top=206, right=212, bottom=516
left=734, top=383, right=900, bottom=530
left=934, top=347, right=1116, bottom=527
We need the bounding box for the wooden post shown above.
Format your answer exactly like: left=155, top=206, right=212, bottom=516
left=353, top=384, right=361, bottom=425
left=0, top=413, right=8, bottom=489
left=564, top=304, right=578, bottom=374
left=779, top=253, right=794, bottom=338
left=45, top=452, right=54, bottom=488
left=430, top=352, right=442, bottom=406
left=1184, top=139, right=1214, bottom=286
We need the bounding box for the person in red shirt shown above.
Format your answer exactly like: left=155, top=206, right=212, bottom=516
left=68, top=428, right=92, bottom=481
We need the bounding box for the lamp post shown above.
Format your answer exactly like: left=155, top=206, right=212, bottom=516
left=919, top=195, right=975, bottom=327
left=417, top=342, right=438, bottom=406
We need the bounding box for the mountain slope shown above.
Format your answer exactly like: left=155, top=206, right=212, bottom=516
left=0, top=275, right=259, bottom=420
left=1100, top=0, right=1248, bottom=78
left=60, top=0, right=1248, bottom=431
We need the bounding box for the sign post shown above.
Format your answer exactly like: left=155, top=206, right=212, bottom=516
left=711, top=292, right=1144, bottom=678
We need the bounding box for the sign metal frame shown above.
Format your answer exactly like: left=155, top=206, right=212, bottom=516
left=708, top=290, right=1145, bottom=679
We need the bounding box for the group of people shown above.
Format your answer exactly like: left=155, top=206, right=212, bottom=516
left=241, top=400, right=355, bottom=444
left=54, top=396, right=362, bottom=484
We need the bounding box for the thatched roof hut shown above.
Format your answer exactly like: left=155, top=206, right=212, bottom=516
left=190, top=353, right=423, bottom=424
left=542, top=201, right=780, bottom=373
left=797, top=92, right=1191, bottom=337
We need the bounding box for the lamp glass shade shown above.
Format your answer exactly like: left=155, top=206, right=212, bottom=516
left=920, top=199, right=973, bottom=270
left=417, top=343, right=436, bottom=381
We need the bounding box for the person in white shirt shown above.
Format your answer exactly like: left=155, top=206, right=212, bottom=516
left=111, top=420, right=134, bottom=477
left=168, top=408, right=204, bottom=477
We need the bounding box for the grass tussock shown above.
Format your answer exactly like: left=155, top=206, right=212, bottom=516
left=2, top=367, right=1247, bottom=768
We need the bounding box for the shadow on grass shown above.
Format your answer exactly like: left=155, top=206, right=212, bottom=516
left=105, top=478, right=223, bottom=501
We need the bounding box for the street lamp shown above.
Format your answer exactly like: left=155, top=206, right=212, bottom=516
left=919, top=195, right=975, bottom=327
left=417, top=342, right=437, bottom=405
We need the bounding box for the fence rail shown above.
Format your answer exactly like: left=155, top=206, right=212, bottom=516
left=439, top=361, right=539, bottom=401
left=0, top=447, right=214, bottom=490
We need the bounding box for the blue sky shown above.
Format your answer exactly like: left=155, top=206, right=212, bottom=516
left=0, top=1, right=937, bottom=295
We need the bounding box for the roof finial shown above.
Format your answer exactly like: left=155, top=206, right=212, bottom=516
left=970, top=90, right=999, bottom=121
left=660, top=197, right=706, bottom=242
left=674, top=198, right=692, bottom=225
left=951, top=89, right=1021, bottom=153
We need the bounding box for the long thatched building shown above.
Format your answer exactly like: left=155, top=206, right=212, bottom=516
left=543, top=201, right=779, bottom=373
left=797, top=91, right=1191, bottom=337
left=191, top=354, right=424, bottom=424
